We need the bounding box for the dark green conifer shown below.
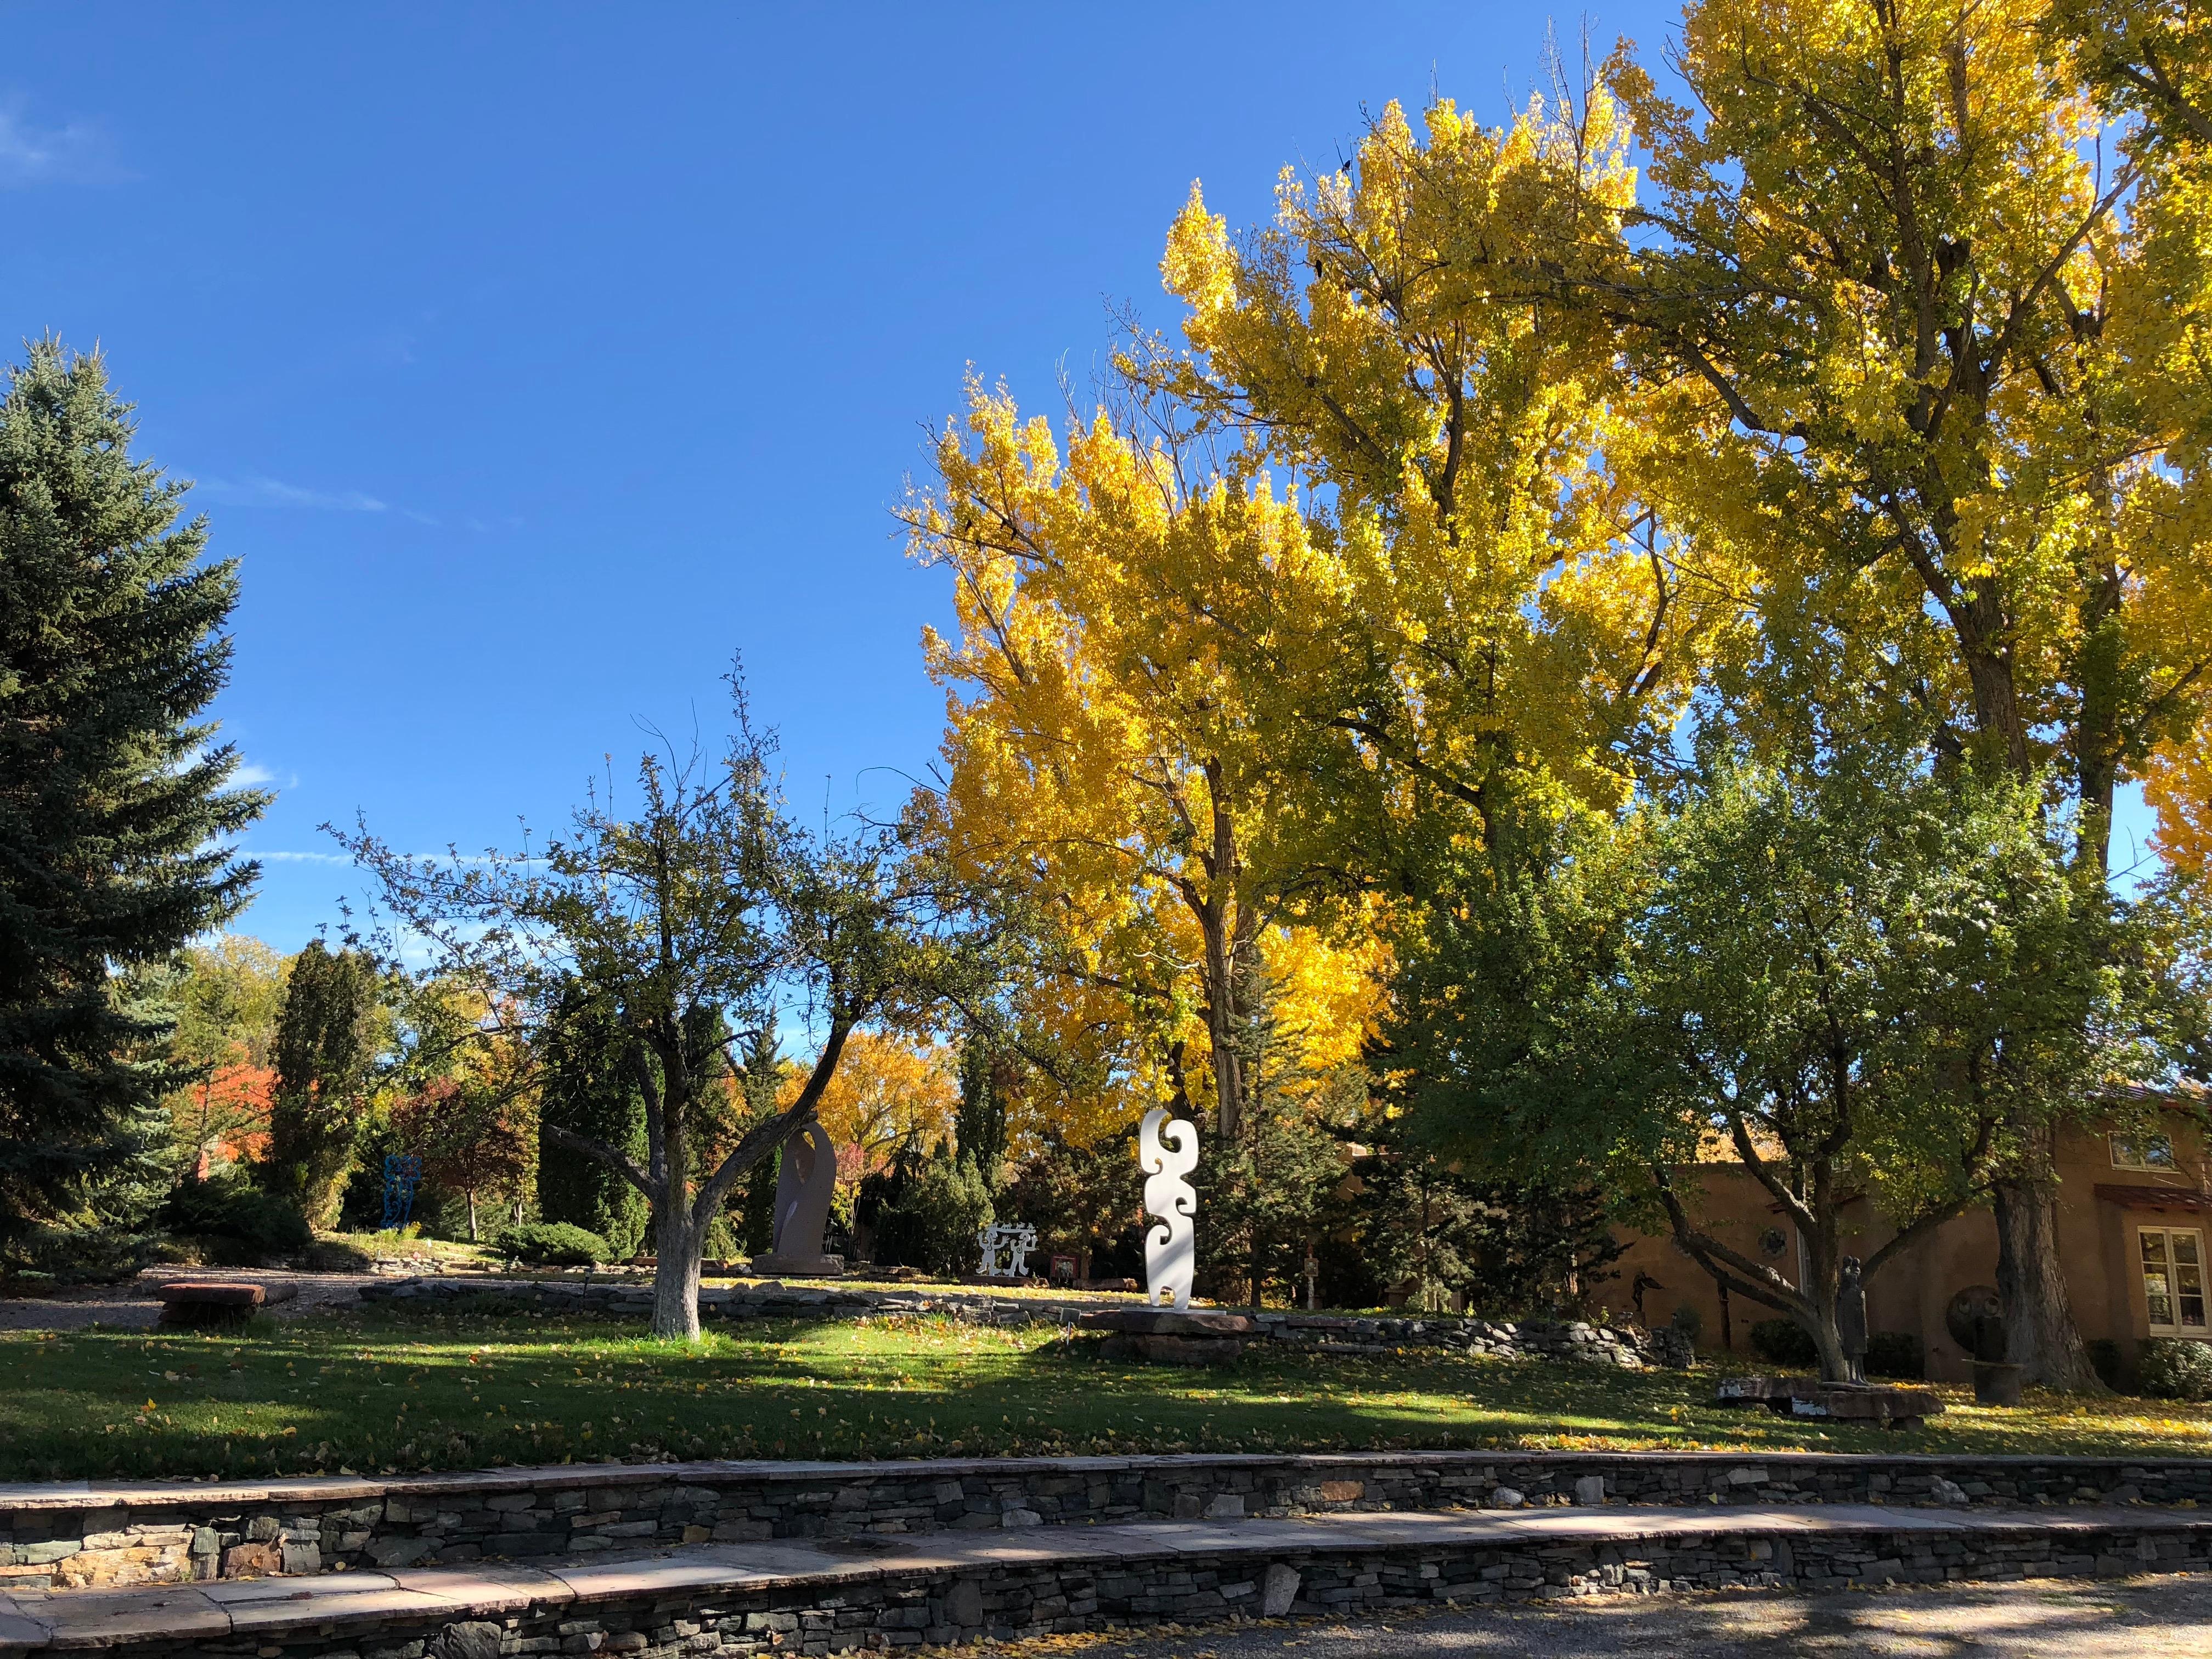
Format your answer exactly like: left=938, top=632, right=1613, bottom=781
left=535, top=992, right=648, bottom=1258
left=0, top=342, right=264, bottom=1229
left=953, top=1035, right=1008, bottom=1193
left=269, top=941, right=380, bottom=1227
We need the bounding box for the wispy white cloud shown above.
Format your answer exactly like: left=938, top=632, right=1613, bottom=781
left=252, top=849, right=545, bottom=868
left=0, top=101, right=127, bottom=188
left=198, top=474, right=388, bottom=513
left=230, top=762, right=287, bottom=789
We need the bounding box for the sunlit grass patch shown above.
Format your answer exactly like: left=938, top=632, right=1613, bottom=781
left=1, top=1305, right=2206, bottom=1482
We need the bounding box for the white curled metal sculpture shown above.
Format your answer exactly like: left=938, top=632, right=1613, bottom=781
left=1139, top=1107, right=1199, bottom=1311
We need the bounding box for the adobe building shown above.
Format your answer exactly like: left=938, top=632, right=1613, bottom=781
left=1615, top=1090, right=2209, bottom=1385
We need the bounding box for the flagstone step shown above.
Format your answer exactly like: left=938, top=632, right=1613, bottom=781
left=3, top=1448, right=2210, bottom=1594
left=1, top=1501, right=2208, bottom=1655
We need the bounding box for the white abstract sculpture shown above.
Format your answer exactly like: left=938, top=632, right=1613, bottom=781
left=975, top=1222, right=1039, bottom=1279
left=1139, top=1107, right=1199, bottom=1311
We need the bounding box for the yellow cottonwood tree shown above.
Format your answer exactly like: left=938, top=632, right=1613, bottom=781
left=1587, top=0, right=2212, bottom=1386
left=1138, top=88, right=1746, bottom=864
left=905, top=383, right=1371, bottom=1140
left=2146, top=741, right=2212, bottom=877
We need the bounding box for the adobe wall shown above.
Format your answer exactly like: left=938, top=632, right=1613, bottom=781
left=1612, top=1114, right=2212, bottom=1381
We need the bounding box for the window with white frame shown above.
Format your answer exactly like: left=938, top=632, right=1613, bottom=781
left=2138, top=1227, right=2208, bottom=1334
left=2112, top=1133, right=2179, bottom=1172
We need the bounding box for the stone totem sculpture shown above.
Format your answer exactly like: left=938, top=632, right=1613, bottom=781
left=750, top=1120, right=844, bottom=1276
left=1139, top=1107, right=1199, bottom=1311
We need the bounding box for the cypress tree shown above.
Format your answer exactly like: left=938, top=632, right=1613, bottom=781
left=735, top=1026, right=786, bottom=1257
left=269, top=941, right=380, bottom=1228
left=953, top=1035, right=1008, bottom=1193
left=535, top=992, right=648, bottom=1258
left=0, top=342, right=264, bottom=1229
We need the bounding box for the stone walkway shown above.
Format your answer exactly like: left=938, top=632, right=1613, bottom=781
left=2, top=1503, right=2208, bottom=1655
left=1084, top=1575, right=2212, bottom=1658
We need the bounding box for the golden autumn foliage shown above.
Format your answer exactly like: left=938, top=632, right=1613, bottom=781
left=2146, top=738, right=2212, bottom=877
left=909, top=0, right=2212, bottom=1193
left=809, top=1030, right=957, bottom=1196
left=906, top=381, right=1376, bottom=1140
left=1599, top=0, right=2212, bottom=871
left=1145, top=88, right=1743, bottom=827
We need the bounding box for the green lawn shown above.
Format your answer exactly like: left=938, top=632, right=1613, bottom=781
left=2, top=1305, right=2209, bottom=1482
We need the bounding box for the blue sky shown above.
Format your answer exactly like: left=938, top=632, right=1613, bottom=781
left=2, top=3, right=2159, bottom=949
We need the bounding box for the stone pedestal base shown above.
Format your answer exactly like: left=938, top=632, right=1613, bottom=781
left=1080, top=1308, right=1255, bottom=1366
left=1716, top=1374, right=1944, bottom=1428
left=746, top=1254, right=846, bottom=1278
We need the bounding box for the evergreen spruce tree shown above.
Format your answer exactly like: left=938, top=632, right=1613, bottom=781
left=534, top=991, right=648, bottom=1258
left=0, top=342, right=264, bottom=1231
left=269, top=941, right=381, bottom=1229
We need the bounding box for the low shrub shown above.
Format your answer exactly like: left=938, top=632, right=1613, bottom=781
left=1866, top=1330, right=1925, bottom=1379
left=155, top=1174, right=310, bottom=1262
left=2137, top=1337, right=2212, bottom=1402
left=1668, top=1304, right=1703, bottom=1342
left=3, top=1227, right=150, bottom=1286
left=492, top=1221, right=609, bottom=1266
left=304, top=1238, right=375, bottom=1272
left=1750, top=1317, right=1818, bottom=1366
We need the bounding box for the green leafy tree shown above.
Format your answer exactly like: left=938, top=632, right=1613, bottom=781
left=1392, top=743, right=2172, bottom=1380
left=346, top=679, right=1009, bottom=1340
left=734, top=1025, right=788, bottom=1258
left=269, top=941, right=384, bottom=1229
left=0, top=341, right=264, bottom=1231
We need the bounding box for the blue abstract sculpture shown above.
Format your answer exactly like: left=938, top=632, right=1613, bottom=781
left=381, top=1153, right=424, bottom=1231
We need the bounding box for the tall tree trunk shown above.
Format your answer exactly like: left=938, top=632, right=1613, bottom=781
left=1993, top=1147, right=2106, bottom=1391
left=652, top=1202, right=704, bottom=1341
left=1945, top=580, right=2106, bottom=1389
left=466, top=1189, right=478, bottom=1243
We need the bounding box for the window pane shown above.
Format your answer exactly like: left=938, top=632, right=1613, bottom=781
left=2176, top=1234, right=2201, bottom=1266
left=2114, top=1135, right=2180, bottom=1170
left=2145, top=1232, right=2176, bottom=1327
left=2181, top=1235, right=2207, bottom=1328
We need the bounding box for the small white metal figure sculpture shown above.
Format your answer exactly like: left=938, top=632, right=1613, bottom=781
left=1139, top=1107, right=1199, bottom=1311
left=975, top=1222, right=1039, bottom=1279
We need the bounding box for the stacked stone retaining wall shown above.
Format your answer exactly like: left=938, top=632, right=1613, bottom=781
left=13, top=1506, right=2212, bottom=1658
left=7, top=1448, right=2211, bottom=1592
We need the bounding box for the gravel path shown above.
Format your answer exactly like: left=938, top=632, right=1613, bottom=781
left=1079, top=1576, right=2212, bottom=1657
left=0, top=1268, right=378, bottom=1331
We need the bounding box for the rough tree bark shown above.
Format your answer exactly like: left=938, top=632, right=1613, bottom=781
left=546, top=1021, right=854, bottom=1342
